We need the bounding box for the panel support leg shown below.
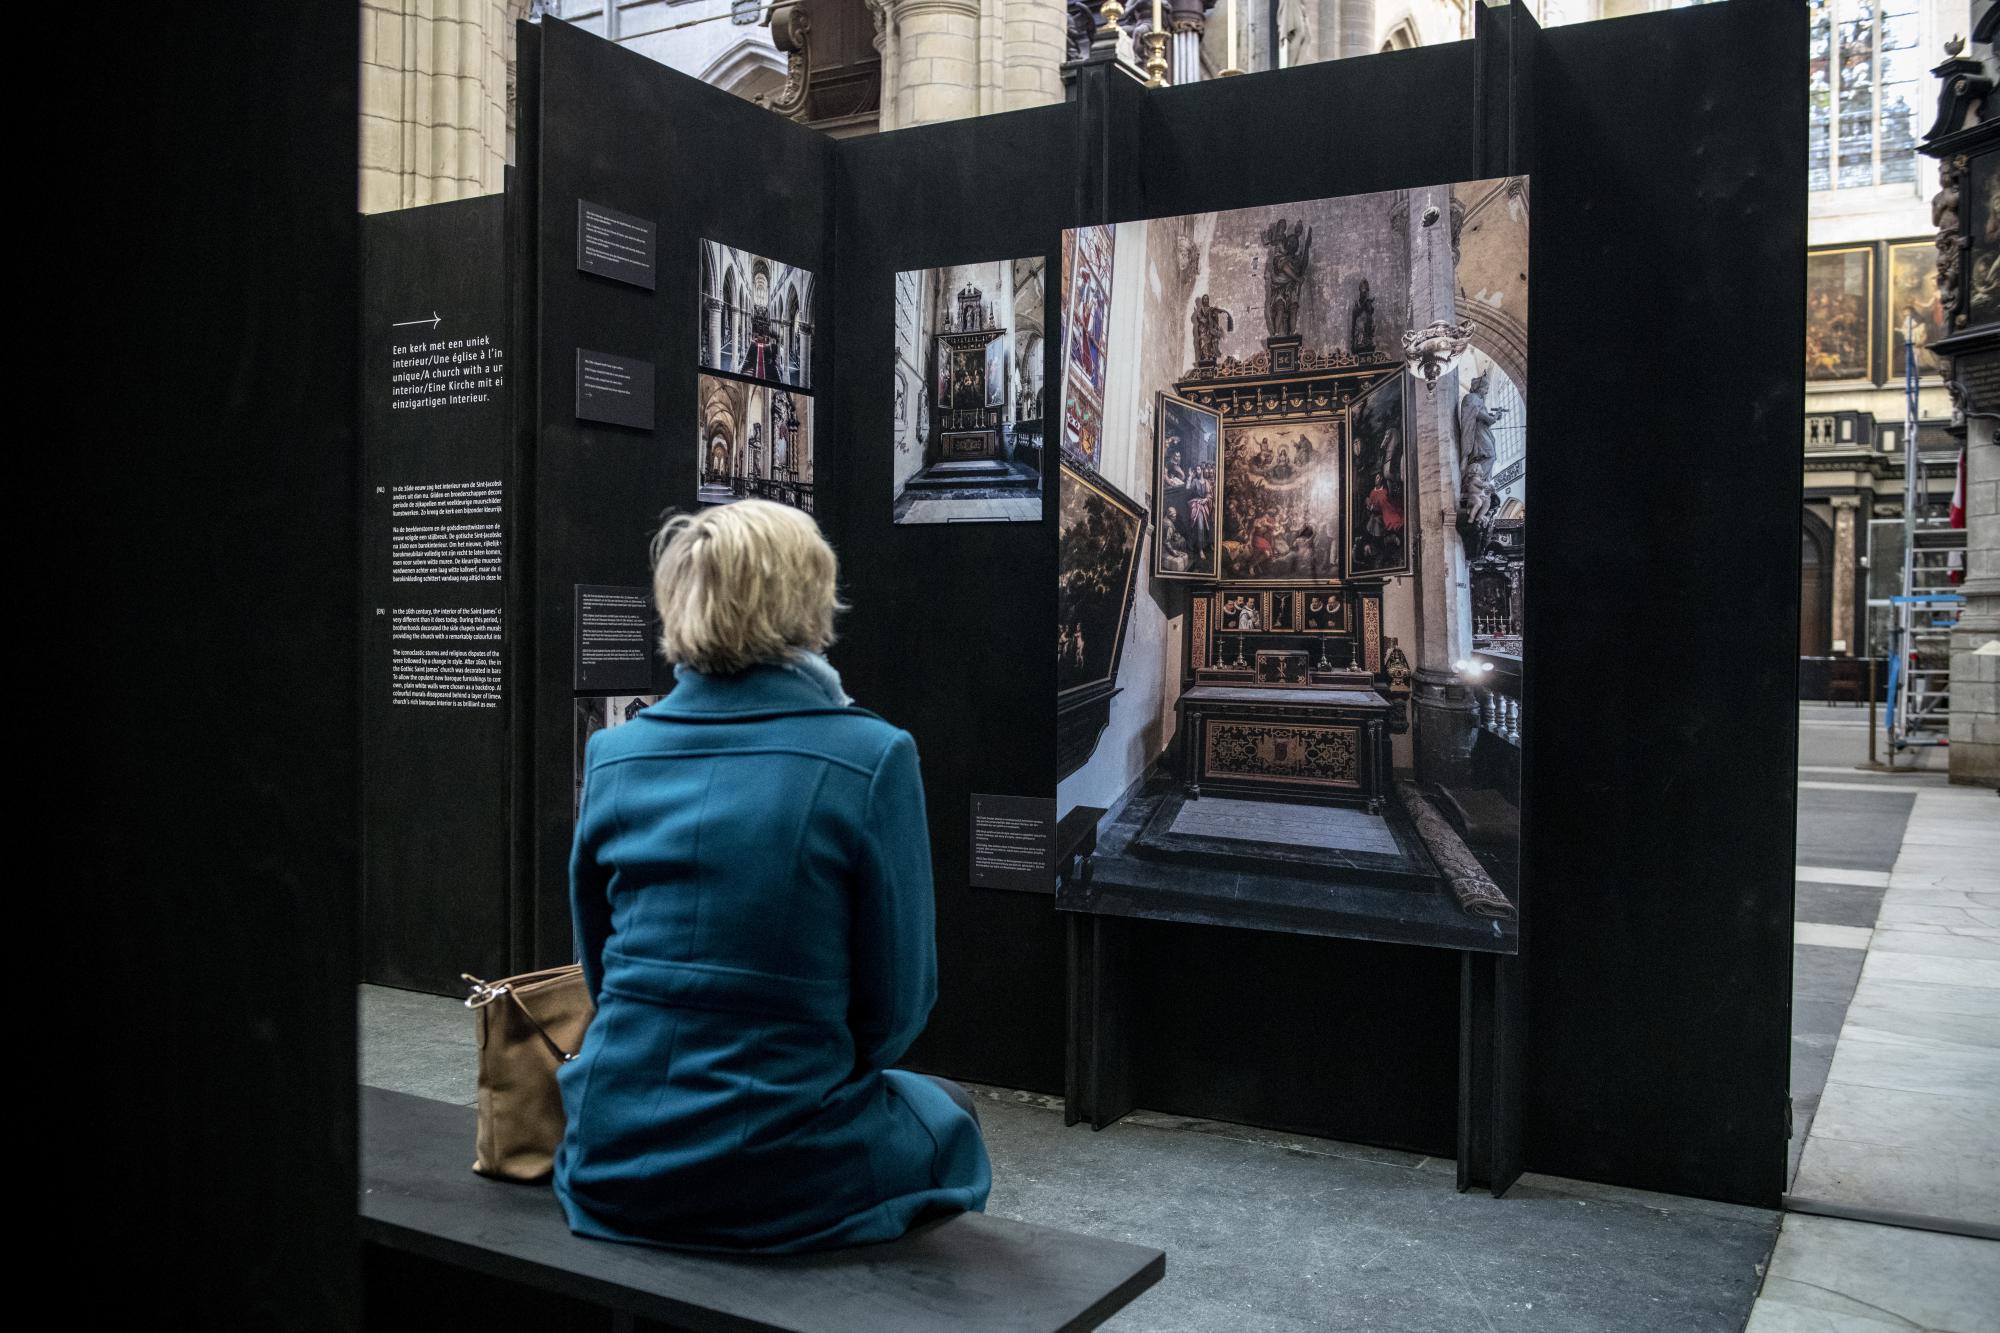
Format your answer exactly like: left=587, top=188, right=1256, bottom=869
left=1458, top=949, right=1523, bottom=1196
left=1065, top=913, right=1136, bottom=1130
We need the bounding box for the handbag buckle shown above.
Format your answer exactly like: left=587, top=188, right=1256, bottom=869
left=461, top=973, right=509, bottom=1010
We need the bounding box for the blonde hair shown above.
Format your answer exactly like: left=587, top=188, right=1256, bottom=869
left=650, top=501, right=843, bottom=675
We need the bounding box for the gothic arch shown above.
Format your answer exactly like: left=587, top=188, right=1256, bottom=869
left=696, top=38, right=788, bottom=104
left=1455, top=177, right=1530, bottom=397
left=1380, top=18, right=1420, bottom=51
left=1801, top=508, right=1834, bottom=657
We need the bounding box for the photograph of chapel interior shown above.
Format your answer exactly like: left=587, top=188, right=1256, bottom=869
left=891, top=257, right=1048, bottom=522
left=1056, top=182, right=1528, bottom=945
left=86, top=0, right=2000, bottom=1329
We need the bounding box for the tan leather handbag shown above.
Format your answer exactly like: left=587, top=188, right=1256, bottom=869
left=462, top=965, right=595, bottom=1182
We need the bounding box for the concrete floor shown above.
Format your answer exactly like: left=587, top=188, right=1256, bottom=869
left=355, top=703, right=1998, bottom=1331
left=361, top=986, right=1777, bottom=1331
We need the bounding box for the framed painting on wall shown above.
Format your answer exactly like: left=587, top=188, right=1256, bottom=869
left=1970, top=148, right=2000, bottom=328
left=1888, top=239, right=1945, bottom=378
left=1805, top=245, right=1875, bottom=382
left=1060, top=225, right=1115, bottom=469
left=1154, top=392, right=1220, bottom=580
left=1345, top=370, right=1413, bottom=579
left=1058, top=460, right=1146, bottom=707
left=1218, top=416, right=1344, bottom=584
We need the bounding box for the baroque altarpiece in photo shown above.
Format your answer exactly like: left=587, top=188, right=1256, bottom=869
left=891, top=257, right=1047, bottom=523
left=1056, top=179, right=1529, bottom=946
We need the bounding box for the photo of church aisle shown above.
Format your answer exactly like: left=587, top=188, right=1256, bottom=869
left=695, top=371, right=815, bottom=514
left=1056, top=178, right=1529, bottom=949
left=891, top=257, right=1047, bottom=523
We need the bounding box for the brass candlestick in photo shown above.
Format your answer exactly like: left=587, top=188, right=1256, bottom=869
left=1145, top=0, right=1169, bottom=87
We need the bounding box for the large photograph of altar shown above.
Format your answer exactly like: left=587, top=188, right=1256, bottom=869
left=1055, top=177, right=1529, bottom=949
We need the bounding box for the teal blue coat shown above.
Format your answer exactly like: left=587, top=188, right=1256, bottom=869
left=553, top=661, right=991, bottom=1253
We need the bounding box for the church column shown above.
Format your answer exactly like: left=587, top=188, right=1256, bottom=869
left=1004, top=0, right=1068, bottom=108
left=882, top=0, right=983, bottom=126
left=1404, top=187, right=1478, bottom=787
left=704, top=300, right=723, bottom=373
left=1337, top=0, right=1374, bottom=58
left=360, top=0, right=523, bottom=214
left=1951, top=413, right=2000, bottom=783
left=1829, top=495, right=1860, bottom=657
left=992, top=261, right=1018, bottom=460
left=1169, top=0, right=1206, bottom=83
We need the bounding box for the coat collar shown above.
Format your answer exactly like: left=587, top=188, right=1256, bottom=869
left=647, top=661, right=857, bottom=721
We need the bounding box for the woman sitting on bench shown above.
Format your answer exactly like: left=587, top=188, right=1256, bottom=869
left=556, top=500, right=991, bottom=1252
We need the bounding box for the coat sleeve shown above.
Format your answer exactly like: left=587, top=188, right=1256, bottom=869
left=569, top=744, right=617, bottom=1006
left=850, top=730, right=938, bottom=1068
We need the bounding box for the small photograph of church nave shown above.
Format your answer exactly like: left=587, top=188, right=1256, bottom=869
left=891, top=256, right=1048, bottom=523
left=695, top=372, right=815, bottom=515
left=1055, top=178, right=1529, bottom=945
left=698, top=239, right=816, bottom=392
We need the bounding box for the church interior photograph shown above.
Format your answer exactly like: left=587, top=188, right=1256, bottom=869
left=891, top=257, right=1048, bottom=523
left=698, top=239, right=816, bottom=391
left=695, top=371, right=816, bottom=513
left=1056, top=178, right=1530, bottom=943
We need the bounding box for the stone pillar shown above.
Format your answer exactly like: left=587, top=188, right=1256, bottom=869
left=1169, top=0, right=1206, bottom=82
left=994, top=261, right=1017, bottom=420
left=1004, top=0, right=1069, bottom=108
left=704, top=300, right=723, bottom=373
left=360, top=0, right=525, bottom=214
left=1950, top=415, right=2000, bottom=785
left=1404, top=187, right=1478, bottom=787
left=1337, top=0, right=1374, bottom=59
left=868, top=0, right=901, bottom=132
left=1830, top=495, right=1860, bottom=656
left=883, top=0, right=982, bottom=126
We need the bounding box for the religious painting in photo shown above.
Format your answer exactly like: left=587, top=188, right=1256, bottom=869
left=1218, top=418, right=1344, bottom=583
left=1805, top=245, right=1874, bottom=382
left=1154, top=393, right=1220, bottom=579
left=1060, top=225, right=1115, bottom=469
left=891, top=257, right=1047, bottom=524
left=1968, top=148, right=2000, bottom=327
left=1345, top=369, right=1411, bottom=578
left=1054, top=175, right=1529, bottom=949
left=699, top=240, right=816, bottom=391
left=1887, top=239, right=1945, bottom=378
left=696, top=372, right=815, bottom=514
left=1057, top=461, right=1145, bottom=705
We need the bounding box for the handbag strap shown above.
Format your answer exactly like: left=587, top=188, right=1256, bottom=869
left=462, top=974, right=579, bottom=1063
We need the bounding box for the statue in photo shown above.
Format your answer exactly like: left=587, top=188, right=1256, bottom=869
left=1191, top=294, right=1233, bottom=368
left=1454, top=372, right=1504, bottom=558
left=1261, top=218, right=1312, bottom=340
left=1349, top=278, right=1377, bottom=355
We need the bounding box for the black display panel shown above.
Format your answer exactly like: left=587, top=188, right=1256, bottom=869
left=1519, top=0, right=1803, bottom=1207
left=522, top=20, right=833, bottom=967
left=362, top=195, right=516, bottom=992
left=476, top=3, right=1801, bottom=1208
left=829, top=101, right=1076, bottom=1091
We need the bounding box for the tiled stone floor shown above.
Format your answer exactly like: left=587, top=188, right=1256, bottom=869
left=1744, top=706, right=1999, bottom=1333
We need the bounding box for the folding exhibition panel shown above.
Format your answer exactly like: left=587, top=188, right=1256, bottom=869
left=518, top=21, right=837, bottom=970
left=830, top=107, right=1078, bottom=1092
left=361, top=194, right=519, bottom=994
left=365, top=0, right=1800, bottom=1207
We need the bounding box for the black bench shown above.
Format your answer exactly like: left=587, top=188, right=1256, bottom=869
left=361, top=1086, right=1165, bottom=1332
